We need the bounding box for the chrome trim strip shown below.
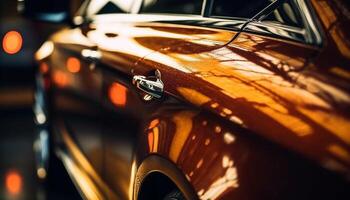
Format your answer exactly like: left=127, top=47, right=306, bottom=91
left=131, top=0, right=143, bottom=14
left=244, top=20, right=308, bottom=44
left=296, top=0, right=323, bottom=45
left=202, top=0, right=213, bottom=17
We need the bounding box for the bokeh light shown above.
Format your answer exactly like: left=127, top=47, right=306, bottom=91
left=53, top=71, right=69, bottom=87
left=5, top=170, right=22, bottom=195
left=109, top=82, right=127, bottom=106
left=66, top=57, right=81, bottom=73
left=2, top=31, right=23, bottom=54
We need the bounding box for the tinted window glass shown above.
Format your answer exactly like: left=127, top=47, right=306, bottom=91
left=211, top=0, right=303, bottom=27
left=212, top=0, right=270, bottom=19
left=140, top=0, right=203, bottom=15
left=86, top=0, right=134, bottom=16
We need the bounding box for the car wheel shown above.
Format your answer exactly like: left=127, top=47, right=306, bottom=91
left=163, top=190, right=186, bottom=200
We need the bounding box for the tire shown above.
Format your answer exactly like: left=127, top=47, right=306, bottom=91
left=163, top=190, right=186, bottom=200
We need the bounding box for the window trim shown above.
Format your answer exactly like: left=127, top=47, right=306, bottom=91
left=202, top=0, right=214, bottom=17
left=79, top=0, right=323, bottom=46
left=295, top=0, right=323, bottom=46
left=132, top=0, right=322, bottom=46
left=203, top=0, right=322, bottom=46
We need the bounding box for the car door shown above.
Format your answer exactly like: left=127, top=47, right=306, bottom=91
left=128, top=0, right=350, bottom=200
left=92, top=0, right=350, bottom=200
left=49, top=0, right=147, bottom=197
left=81, top=0, right=204, bottom=199
left=86, top=0, right=240, bottom=199
left=86, top=0, right=244, bottom=198
left=85, top=14, right=160, bottom=200
left=64, top=0, right=350, bottom=199
left=75, top=0, right=153, bottom=199
left=47, top=18, right=105, bottom=181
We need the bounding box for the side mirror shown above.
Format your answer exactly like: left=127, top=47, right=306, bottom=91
left=18, top=0, right=71, bottom=23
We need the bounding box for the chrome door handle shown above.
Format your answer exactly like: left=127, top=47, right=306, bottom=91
left=132, top=70, right=164, bottom=100
left=81, top=49, right=101, bottom=62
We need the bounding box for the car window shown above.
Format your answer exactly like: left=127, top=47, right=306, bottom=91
left=140, top=0, right=203, bottom=15
left=211, top=0, right=303, bottom=28
left=86, top=0, right=135, bottom=16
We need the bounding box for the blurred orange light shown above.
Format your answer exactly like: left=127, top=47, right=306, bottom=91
left=66, top=57, right=81, bottom=73
left=109, top=82, right=127, bottom=106
left=5, top=171, right=22, bottom=195
left=40, top=62, right=49, bottom=74
left=53, top=71, right=69, bottom=87
left=2, top=31, right=23, bottom=54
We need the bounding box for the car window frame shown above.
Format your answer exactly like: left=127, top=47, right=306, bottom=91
left=203, top=0, right=321, bottom=44
left=207, top=0, right=303, bottom=28
left=76, top=0, right=322, bottom=46
left=74, top=0, right=140, bottom=21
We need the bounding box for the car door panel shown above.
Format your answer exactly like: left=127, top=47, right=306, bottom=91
left=95, top=19, right=350, bottom=199
left=101, top=69, right=143, bottom=200
left=27, top=0, right=350, bottom=198
left=48, top=27, right=105, bottom=177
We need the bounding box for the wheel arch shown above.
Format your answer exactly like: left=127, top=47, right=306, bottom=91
left=134, top=155, right=199, bottom=200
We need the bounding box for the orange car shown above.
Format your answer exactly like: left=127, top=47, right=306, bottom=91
left=24, top=0, right=350, bottom=199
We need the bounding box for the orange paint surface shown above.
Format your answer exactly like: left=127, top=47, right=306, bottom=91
left=66, top=57, right=81, bottom=73
left=148, top=131, right=154, bottom=152
left=5, top=171, right=22, bottom=195
left=109, top=82, right=127, bottom=106
left=148, top=119, right=160, bottom=129
left=2, top=31, right=23, bottom=54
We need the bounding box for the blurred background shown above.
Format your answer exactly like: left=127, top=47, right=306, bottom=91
left=0, top=0, right=82, bottom=199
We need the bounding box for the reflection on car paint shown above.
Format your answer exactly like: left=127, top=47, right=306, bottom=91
left=109, top=82, right=128, bottom=107
left=66, top=57, right=81, bottom=74
left=53, top=70, right=69, bottom=88
left=33, top=0, right=350, bottom=199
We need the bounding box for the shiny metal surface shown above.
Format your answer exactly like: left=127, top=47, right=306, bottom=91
left=132, top=69, right=164, bottom=100
left=33, top=0, right=350, bottom=199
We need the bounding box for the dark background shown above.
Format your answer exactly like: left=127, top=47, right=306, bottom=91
left=0, top=0, right=81, bottom=199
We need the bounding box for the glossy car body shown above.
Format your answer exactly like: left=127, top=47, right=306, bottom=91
left=33, top=0, right=350, bottom=199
